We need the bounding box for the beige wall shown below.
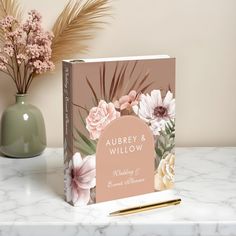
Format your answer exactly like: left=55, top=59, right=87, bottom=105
left=0, top=0, right=236, bottom=147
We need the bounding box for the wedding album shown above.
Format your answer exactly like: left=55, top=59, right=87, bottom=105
left=63, top=55, right=175, bottom=206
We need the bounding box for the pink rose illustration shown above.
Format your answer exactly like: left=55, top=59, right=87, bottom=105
left=114, top=90, right=139, bottom=111
left=86, top=100, right=120, bottom=140
left=65, top=152, right=96, bottom=206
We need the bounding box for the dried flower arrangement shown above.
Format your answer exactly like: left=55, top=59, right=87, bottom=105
left=0, top=0, right=111, bottom=93
left=0, top=11, right=55, bottom=93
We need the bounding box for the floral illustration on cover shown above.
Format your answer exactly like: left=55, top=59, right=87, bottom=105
left=65, top=61, right=175, bottom=206
left=65, top=152, right=96, bottom=206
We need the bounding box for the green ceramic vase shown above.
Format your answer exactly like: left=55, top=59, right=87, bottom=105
left=0, top=94, right=46, bottom=158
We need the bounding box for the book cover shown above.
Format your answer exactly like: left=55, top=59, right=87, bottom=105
left=63, top=56, right=175, bottom=206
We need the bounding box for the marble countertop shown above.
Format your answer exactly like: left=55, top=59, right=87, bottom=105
left=0, top=147, right=235, bottom=236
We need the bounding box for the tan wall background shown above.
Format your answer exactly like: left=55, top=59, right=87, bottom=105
left=0, top=0, right=236, bottom=147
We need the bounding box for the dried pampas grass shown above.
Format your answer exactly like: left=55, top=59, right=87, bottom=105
left=0, top=0, right=22, bottom=20
left=51, top=0, right=111, bottom=64
left=0, top=0, right=23, bottom=45
left=0, top=0, right=111, bottom=65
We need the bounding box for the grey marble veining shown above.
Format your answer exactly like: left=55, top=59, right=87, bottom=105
left=0, top=147, right=236, bottom=236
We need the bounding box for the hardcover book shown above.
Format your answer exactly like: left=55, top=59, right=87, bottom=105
left=63, top=55, right=175, bottom=206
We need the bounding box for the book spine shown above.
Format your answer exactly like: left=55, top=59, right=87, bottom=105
left=63, top=61, right=73, bottom=199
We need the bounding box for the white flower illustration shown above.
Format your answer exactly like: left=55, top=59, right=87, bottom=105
left=133, top=90, right=175, bottom=135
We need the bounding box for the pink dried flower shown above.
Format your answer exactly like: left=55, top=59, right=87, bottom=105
left=29, top=10, right=42, bottom=22
left=14, top=28, right=25, bottom=45
left=26, top=44, right=41, bottom=59
left=0, top=10, right=55, bottom=93
left=0, top=16, right=17, bottom=30
left=6, top=29, right=23, bottom=40
left=0, top=63, right=7, bottom=70
left=0, top=54, right=8, bottom=64
left=32, top=60, right=54, bottom=74
left=16, top=54, right=26, bottom=64
left=47, top=61, right=55, bottom=71
left=3, top=44, right=14, bottom=57
left=23, top=10, right=42, bottom=32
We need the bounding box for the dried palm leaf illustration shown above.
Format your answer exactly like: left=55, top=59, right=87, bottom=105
left=73, top=61, right=153, bottom=154
left=51, top=0, right=111, bottom=64
left=85, top=61, right=153, bottom=106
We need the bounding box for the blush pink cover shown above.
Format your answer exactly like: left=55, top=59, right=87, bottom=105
left=63, top=56, right=176, bottom=206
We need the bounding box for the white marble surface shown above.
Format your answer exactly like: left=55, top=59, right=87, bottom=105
left=0, top=147, right=235, bottom=236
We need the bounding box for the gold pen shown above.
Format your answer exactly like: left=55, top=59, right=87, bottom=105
left=109, top=198, right=181, bottom=216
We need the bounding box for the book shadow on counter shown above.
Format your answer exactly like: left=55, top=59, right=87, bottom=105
left=43, top=151, right=65, bottom=201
